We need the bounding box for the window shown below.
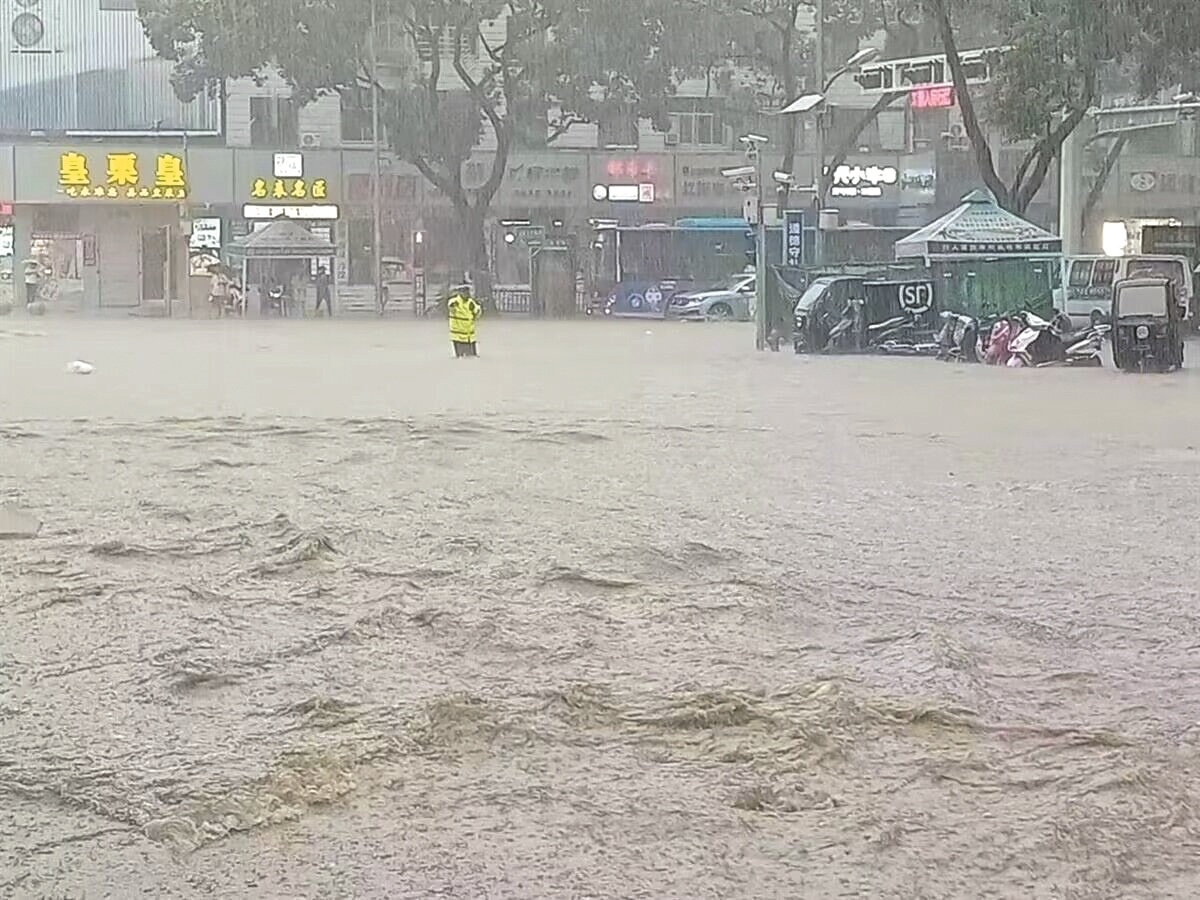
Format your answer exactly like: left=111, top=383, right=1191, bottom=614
left=1092, top=259, right=1117, bottom=288
left=1068, top=260, right=1094, bottom=288
left=669, top=101, right=726, bottom=147
left=249, top=97, right=299, bottom=148
left=340, top=87, right=377, bottom=143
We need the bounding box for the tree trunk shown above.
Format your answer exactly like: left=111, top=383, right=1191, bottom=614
left=459, top=203, right=493, bottom=312
left=1081, top=134, right=1127, bottom=246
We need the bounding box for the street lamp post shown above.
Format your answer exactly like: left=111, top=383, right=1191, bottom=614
left=779, top=47, right=880, bottom=268
left=722, top=137, right=769, bottom=350
left=370, top=0, right=384, bottom=315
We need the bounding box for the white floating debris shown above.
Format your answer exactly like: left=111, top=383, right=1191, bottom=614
left=644, top=330, right=653, bottom=335
left=67, top=360, right=95, bottom=375
left=0, top=504, right=41, bottom=539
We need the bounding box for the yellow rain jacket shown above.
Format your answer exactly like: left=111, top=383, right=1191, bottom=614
left=448, top=293, right=482, bottom=342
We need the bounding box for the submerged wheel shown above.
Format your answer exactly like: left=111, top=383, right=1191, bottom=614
left=707, top=302, right=734, bottom=321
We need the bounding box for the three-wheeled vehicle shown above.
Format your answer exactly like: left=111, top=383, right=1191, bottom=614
left=792, top=276, right=938, bottom=354
left=1110, top=277, right=1185, bottom=372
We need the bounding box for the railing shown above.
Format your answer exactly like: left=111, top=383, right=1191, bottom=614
left=493, top=284, right=590, bottom=315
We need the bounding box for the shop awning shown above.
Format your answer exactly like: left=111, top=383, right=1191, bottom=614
left=227, top=219, right=336, bottom=259
left=895, top=189, right=1062, bottom=261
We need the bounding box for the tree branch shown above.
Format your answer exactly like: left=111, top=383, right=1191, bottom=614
left=452, top=24, right=510, bottom=209
left=820, top=91, right=904, bottom=203
left=928, top=0, right=1009, bottom=207
left=1081, top=134, right=1127, bottom=236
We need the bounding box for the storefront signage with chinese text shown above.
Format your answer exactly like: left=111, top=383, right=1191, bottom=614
left=58, top=151, right=188, bottom=199
left=831, top=164, right=899, bottom=198
left=250, top=178, right=329, bottom=201
left=243, top=204, right=339, bottom=220
left=910, top=87, right=955, bottom=110
left=926, top=239, right=1062, bottom=256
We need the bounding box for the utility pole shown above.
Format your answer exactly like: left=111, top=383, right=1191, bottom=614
left=370, top=0, right=384, bottom=315
left=813, top=0, right=826, bottom=268
left=754, top=143, right=767, bottom=351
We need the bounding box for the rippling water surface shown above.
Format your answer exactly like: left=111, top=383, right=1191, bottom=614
left=3, top=319, right=1200, bottom=899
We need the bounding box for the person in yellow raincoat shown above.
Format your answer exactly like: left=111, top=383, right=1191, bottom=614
left=447, top=284, right=482, bottom=357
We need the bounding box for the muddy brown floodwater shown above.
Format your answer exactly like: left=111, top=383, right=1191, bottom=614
left=3, top=318, right=1200, bottom=899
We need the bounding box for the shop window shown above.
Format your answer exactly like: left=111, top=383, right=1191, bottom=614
left=250, top=97, right=299, bottom=148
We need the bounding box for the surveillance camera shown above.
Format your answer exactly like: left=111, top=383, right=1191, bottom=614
left=772, top=171, right=797, bottom=185
left=721, top=165, right=756, bottom=179
left=739, top=133, right=770, bottom=145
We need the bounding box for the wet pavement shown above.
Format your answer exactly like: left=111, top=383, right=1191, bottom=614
left=3, top=318, right=1200, bottom=899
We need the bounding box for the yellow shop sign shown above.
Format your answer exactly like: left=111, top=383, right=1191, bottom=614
left=249, top=177, right=329, bottom=201
left=58, top=151, right=188, bottom=200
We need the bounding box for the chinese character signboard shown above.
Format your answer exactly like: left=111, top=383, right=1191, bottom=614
left=910, top=86, right=955, bottom=110
left=831, top=164, right=899, bottom=199
left=58, top=151, right=188, bottom=199
left=925, top=239, right=1062, bottom=256
left=783, top=210, right=804, bottom=268
left=249, top=176, right=329, bottom=202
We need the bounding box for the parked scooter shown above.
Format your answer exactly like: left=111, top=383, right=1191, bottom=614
left=936, top=311, right=981, bottom=362
left=1006, top=311, right=1107, bottom=367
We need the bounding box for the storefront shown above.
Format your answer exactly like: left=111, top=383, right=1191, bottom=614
left=6, top=144, right=235, bottom=311
left=1090, top=155, right=1200, bottom=253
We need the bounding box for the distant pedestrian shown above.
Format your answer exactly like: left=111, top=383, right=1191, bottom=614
left=314, top=267, right=332, bottom=317
left=22, top=258, right=40, bottom=307
left=447, top=284, right=482, bottom=357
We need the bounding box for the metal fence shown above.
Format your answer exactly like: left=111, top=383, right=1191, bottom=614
left=493, top=284, right=589, bottom=315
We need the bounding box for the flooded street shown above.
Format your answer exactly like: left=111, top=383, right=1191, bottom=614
left=4, top=318, right=1200, bottom=899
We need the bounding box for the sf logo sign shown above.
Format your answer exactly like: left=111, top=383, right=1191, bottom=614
left=898, top=281, right=934, bottom=314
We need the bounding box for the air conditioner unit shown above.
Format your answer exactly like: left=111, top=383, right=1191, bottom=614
left=664, top=132, right=680, bottom=147
left=300, top=132, right=322, bottom=149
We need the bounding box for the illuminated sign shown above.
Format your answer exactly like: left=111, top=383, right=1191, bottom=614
left=243, top=204, right=340, bottom=220
left=249, top=178, right=329, bottom=201
left=592, top=183, right=655, bottom=203
left=830, top=164, right=899, bottom=198
left=58, top=151, right=188, bottom=199
left=910, top=86, right=955, bottom=110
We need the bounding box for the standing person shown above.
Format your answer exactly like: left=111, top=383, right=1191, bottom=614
left=447, top=283, right=482, bottom=357
left=208, top=265, right=231, bottom=316
left=22, top=257, right=41, bottom=308
left=314, top=266, right=332, bottom=317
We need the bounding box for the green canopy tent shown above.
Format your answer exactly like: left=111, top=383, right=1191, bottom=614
left=895, top=189, right=1062, bottom=318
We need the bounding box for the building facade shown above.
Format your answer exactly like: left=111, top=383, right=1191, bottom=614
left=3, top=0, right=1132, bottom=314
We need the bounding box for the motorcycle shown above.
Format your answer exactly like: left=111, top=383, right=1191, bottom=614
left=263, top=283, right=290, bottom=316
left=1007, top=312, right=1107, bottom=367
left=936, top=312, right=981, bottom=362
left=871, top=310, right=940, bottom=356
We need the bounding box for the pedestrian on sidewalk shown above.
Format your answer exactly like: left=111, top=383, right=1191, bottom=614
left=447, top=283, right=482, bottom=357
left=314, top=267, right=333, bottom=317
left=22, top=258, right=40, bottom=308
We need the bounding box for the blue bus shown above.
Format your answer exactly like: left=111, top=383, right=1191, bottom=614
left=593, top=218, right=785, bottom=317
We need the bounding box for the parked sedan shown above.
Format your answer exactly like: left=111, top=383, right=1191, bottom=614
left=666, top=272, right=755, bottom=321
